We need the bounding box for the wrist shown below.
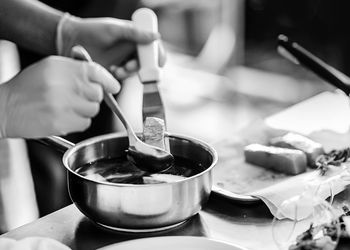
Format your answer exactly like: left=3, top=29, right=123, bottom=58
left=56, top=13, right=82, bottom=56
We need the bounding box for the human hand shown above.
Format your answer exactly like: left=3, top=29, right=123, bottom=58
left=56, top=14, right=166, bottom=80
left=0, top=237, right=71, bottom=250
left=0, top=56, right=120, bottom=138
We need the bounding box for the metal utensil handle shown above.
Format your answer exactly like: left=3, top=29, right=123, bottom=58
left=103, top=92, right=138, bottom=145
left=277, top=34, right=350, bottom=95
left=35, top=136, right=75, bottom=153
left=132, top=8, right=160, bottom=83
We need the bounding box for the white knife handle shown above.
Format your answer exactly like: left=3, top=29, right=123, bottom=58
left=132, top=8, right=160, bottom=83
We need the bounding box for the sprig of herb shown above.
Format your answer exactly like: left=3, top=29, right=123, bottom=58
left=315, top=148, right=350, bottom=175
left=339, top=205, right=350, bottom=238
left=289, top=205, right=350, bottom=250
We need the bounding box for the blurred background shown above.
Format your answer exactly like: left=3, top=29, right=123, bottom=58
left=1, top=0, right=349, bottom=232
left=138, top=0, right=340, bottom=141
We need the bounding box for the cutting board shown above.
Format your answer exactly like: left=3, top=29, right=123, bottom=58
left=265, top=91, right=350, bottom=151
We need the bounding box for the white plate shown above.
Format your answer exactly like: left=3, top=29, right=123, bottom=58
left=98, top=236, right=247, bottom=250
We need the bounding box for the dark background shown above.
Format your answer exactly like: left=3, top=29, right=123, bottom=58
left=245, top=0, right=350, bottom=76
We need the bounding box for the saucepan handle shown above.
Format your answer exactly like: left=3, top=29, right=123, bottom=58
left=35, top=136, right=75, bottom=154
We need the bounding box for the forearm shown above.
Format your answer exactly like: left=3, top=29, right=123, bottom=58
left=0, top=0, right=63, bottom=55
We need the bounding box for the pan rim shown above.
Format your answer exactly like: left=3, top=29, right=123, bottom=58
left=62, top=132, right=218, bottom=187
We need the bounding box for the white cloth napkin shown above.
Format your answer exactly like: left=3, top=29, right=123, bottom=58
left=250, top=165, right=350, bottom=220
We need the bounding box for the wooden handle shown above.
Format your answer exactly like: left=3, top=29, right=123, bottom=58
left=132, top=8, right=160, bottom=83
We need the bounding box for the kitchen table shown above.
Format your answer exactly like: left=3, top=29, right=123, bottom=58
left=1, top=67, right=349, bottom=249
left=0, top=196, right=297, bottom=250
left=1, top=192, right=349, bottom=250
left=3, top=89, right=350, bottom=250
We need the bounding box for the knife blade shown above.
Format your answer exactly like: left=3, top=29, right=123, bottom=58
left=142, top=82, right=166, bottom=122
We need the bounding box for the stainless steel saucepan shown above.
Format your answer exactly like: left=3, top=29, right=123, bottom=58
left=38, top=133, right=217, bottom=232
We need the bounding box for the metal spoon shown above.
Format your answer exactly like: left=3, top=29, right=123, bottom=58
left=71, top=45, right=174, bottom=173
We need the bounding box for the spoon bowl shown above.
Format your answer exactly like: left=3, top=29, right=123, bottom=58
left=127, top=144, right=174, bottom=172
left=101, top=85, right=174, bottom=173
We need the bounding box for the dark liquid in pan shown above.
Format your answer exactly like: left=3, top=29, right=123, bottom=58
left=75, top=155, right=204, bottom=184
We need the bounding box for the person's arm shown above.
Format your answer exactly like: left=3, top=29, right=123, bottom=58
left=0, top=0, right=62, bottom=55
left=0, top=1, right=165, bottom=78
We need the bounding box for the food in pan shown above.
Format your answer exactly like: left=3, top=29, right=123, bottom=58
left=77, top=115, right=202, bottom=184
left=244, top=143, right=307, bottom=175
left=270, top=133, right=325, bottom=168
left=75, top=116, right=192, bottom=184
left=143, top=174, right=186, bottom=184
left=75, top=155, right=203, bottom=184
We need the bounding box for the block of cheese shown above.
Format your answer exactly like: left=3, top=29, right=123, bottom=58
left=269, top=133, right=324, bottom=168
left=143, top=117, right=166, bottom=150
left=244, top=144, right=307, bottom=175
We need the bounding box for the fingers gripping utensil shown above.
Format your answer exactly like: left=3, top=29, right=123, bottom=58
left=71, top=46, right=174, bottom=173
left=132, top=8, right=166, bottom=124
left=277, top=34, right=350, bottom=95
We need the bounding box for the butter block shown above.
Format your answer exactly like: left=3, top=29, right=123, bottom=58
left=270, top=133, right=324, bottom=168
left=244, top=144, right=307, bottom=175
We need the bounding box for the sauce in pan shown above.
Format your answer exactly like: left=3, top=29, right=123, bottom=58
left=75, top=155, right=204, bottom=184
